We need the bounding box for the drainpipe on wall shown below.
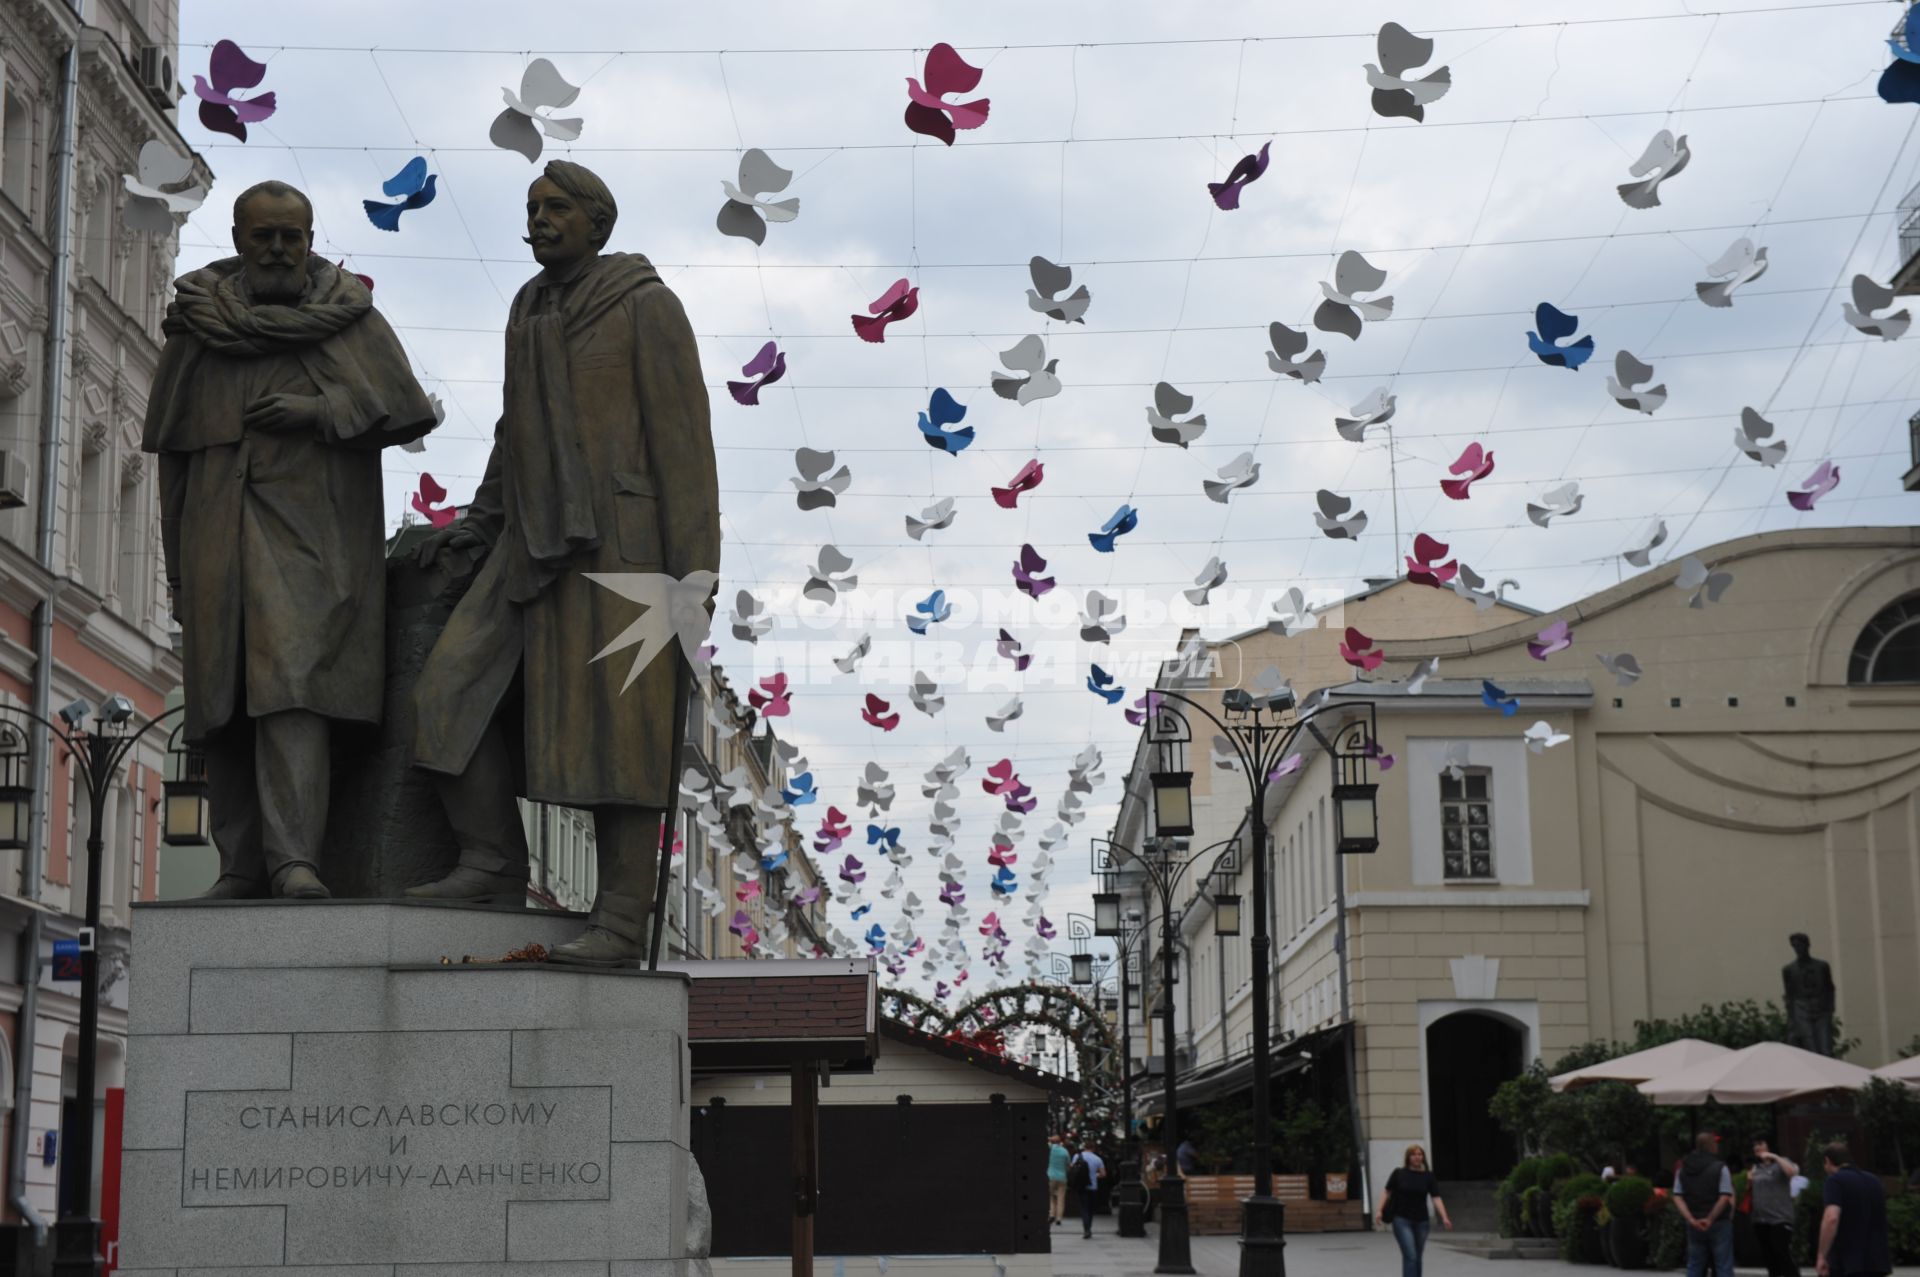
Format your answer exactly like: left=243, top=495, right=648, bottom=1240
left=13, top=10, right=81, bottom=1243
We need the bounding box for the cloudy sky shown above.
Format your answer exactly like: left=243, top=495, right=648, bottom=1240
left=172, top=0, right=1920, bottom=984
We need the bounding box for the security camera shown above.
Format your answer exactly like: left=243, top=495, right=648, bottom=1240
left=100, top=694, right=135, bottom=725
left=57, top=699, right=92, bottom=730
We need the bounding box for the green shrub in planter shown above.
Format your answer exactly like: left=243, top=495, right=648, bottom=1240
left=1540, top=1152, right=1579, bottom=1189
left=1554, top=1173, right=1608, bottom=1253
left=1522, top=1185, right=1547, bottom=1238
left=1888, top=1195, right=1920, bottom=1266
left=1604, top=1176, right=1655, bottom=1269
left=1561, top=1196, right=1606, bottom=1264
left=1499, top=1158, right=1547, bottom=1238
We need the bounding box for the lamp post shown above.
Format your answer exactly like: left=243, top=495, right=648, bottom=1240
left=0, top=698, right=204, bottom=1277
left=1136, top=687, right=1378, bottom=1277
left=1067, top=909, right=1150, bottom=1236
left=1095, top=834, right=1243, bottom=1275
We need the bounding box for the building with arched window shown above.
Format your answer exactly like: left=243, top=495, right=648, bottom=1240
left=1111, top=524, right=1920, bottom=1229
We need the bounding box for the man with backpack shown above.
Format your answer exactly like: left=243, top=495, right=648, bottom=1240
left=1069, top=1142, right=1107, bottom=1239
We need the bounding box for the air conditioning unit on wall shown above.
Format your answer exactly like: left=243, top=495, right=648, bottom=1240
left=136, top=46, right=175, bottom=112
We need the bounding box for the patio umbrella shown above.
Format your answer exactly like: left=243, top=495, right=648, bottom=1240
left=1872, top=1055, right=1920, bottom=1087
left=1549, top=1038, right=1734, bottom=1092
left=1637, top=1041, right=1873, bottom=1105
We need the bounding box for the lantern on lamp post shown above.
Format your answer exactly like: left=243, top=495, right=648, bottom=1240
left=1071, top=952, right=1094, bottom=986
left=162, top=737, right=211, bottom=847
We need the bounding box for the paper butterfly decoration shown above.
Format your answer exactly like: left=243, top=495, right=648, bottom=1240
left=861, top=694, right=901, bottom=732
left=728, top=341, right=788, bottom=405
left=736, top=880, right=762, bottom=903
left=1734, top=407, right=1788, bottom=467
left=1618, top=130, right=1691, bottom=209
left=1527, top=482, right=1584, bottom=528
left=729, top=911, right=760, bottom=950
left=1089, top=504, right=1139, bottom=552
left=1442, top=742, right=1473, bottom=783
left=580, top=569, right=718, bottom=694
left=854, top=278, right=920, bottom=343
left=909, top=671, right=945, bottom=717
left=411, top=473, right=456, bottom=528
left=1185, top=558, right=1229, bottom=606
left=1313, top=487, right=1374, bottom=537
left=781, top=770, right=817, bottom=806
left=761, top=848, right=788, bottom=873
left=997, top=629, right=1033, bottom=672
left=904, top=43, right=990, bottom=145
left=791, top=447, right=851, bottom=511
left=1840, top=275, right=1911, bottom=340
left=748, top=673, right=792, bottom=718
left=1676, top=555, right=1734, bottom=608
left=1528, top=303, right=1595, bottom=370
left=193, top=41, right=276, bottom=142
left=986, top=697, right=1024, bottom=734
left=916, top=388, right=973, bottom=455
left=1012, top=544, right=1055, bottom=599
left=983, top=760, right=1022, bottom=795
left=1528, top=619, right=1573, bottom=660
left=1124, top=691, right=1160, bottom=727
left=992, top=335, right=1062, bottom=405
left=1204, top=452, right=1261, bottom=503
left=716, top=148, right=799, bottom=245
left=1405, top=533, right=1458, bottom=587
left=993, top=460, right=1045, bottom=508
left=1407, top=656, right=1439, bottom=694
left=490, top=58, right=583, bottom=162
left=1366, top=22, right=1451, bottom=121
left=907, top=496, right=958, bottom=540
left=907, top=589, right=952, bottom=634
left=834, top=633, right=872, bottom=675
left=1027, top=256, right=1091, bottom=323
left=1441, top=443, right=1494, bottom=499
left=838, top=852, right=866, bottom=885
left=1036, top=917, right=1056, bottom=941
left=1597, top=652, right=1643, bottom=687
left=122, top=140, right=208, bottom=234
left=1315, top=251, right=1394, bottom=340
left=1208, top=141, right=1272, bottom=211
left=1087, top=665, right=1126, bottom=705
left=1623, top=519, right=1668, bottom=568
left=1340, top=627, right=1384, bottom=672
left=1079, top=591, right=1127, bottom=644
left=990, top=866, right=1019, bottom=897
left=1452, top=564, right=1503, bottom=611
left=867, top=823, right=902, bottom=854
left=1269, top=753, right=1306, bottom=780
left=1267, top=322, right=1328, bottom=383
left=803, top=545, right=859, bottom=604
left=1787, top=460, right=1840, bottom=511
left=362, top=156, right=437, bottom=232
left=1210, top=735, right=1243, bottom=772
left=731, top=589, right=772, bottom=643
left=1481, top=680, right=1519, bottom=717
left=1269, top=587, right=1316, bottom=637
left=1882, top=3, right=1920, bottom=104
left=1523, top=721, right=1571, bottom=754
left=1606, top=351, right=1667, bottom=414
left=1335, top=387, right=1396, bottom=443
left=1696, top=238, right=1769, bottom=308
left=1147, top=382, right=1208, bottom=447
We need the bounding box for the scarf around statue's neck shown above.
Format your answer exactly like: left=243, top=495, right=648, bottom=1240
left=164, top=257, right=371, bottom=357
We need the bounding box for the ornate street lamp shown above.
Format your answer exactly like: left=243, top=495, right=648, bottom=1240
left=1071, top=952, right=1095, bottom=986
left=162, top=734, right=211, bottom=847
left=1093, top=891, right=1122, bottom=937
left=1213, top=892, right=1243, bottom=937
left=1149, top=768, right=1194, bottom=838
left=1333, top=782, right=1379, bottom=855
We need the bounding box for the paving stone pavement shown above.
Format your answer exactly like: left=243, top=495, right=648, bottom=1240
left=1048, top=1223, right=1920, bottom=1277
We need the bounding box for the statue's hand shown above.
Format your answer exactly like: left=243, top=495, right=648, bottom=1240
left=414, top=523, right=484, bottom=568
left=242, top=393, right=325, bottom=435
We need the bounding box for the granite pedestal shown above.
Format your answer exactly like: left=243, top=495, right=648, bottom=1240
left=118, top=901, right=691, bottom=1277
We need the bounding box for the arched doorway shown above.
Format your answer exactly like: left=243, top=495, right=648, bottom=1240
left=1426, top=1011, right=1523, bottom=1181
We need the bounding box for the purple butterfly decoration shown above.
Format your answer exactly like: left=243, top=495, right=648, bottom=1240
left=727, top=340, right=788, bottom=406
left=194, top=40, right=277, bottom=142
left=1012, top=544, right=1056, bottom=599
left=1787, top=460, right=1840, bottom=511
left=940, top=881, right=966, bottom=907
left=1208, top=141, right=1271, bottom=211
left=838, top=854, right=866, bottom=885
left=1036, top=917, right=1056, bottom=940
left=1527, top=619, right=1573, bottom=661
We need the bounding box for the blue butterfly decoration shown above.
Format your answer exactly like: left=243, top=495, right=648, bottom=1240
left=907, top=588, right=952, bottom=634
left=866, top=824, right=902, bottom=852
left=1481, top=680, right=1519, bottom=716
left=865, top=923, right=888, bottom=952
left=781, top=770, right=817, bottom=806
left=761, top=849, right=790, bottom=872
left=851, top=903, right=872, bottom=920
left=990, top=865, right=1019, bottom=897
left=1088, top=503, right=1139, bottom=553
left=917, top=388, right=975, bottom=454
left=1883, top=3, right=1920, bottom=105
left=1086, top=664, right=1126, bottom=705
left=362, top=156, right=437, bottom=232
left=1527, top=303, right=1594, bottom=370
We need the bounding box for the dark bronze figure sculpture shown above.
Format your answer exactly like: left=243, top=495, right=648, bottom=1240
left=408, top=160, right=721, bottom=966
left=143, top=180, right=437, bottom=899
left=1782, top=932, right=1836, bottom=1056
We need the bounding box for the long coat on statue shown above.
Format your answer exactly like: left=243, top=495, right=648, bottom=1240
left=410, top=253, right=720, bottom=809
left=143, top=257, right=436, bottom=743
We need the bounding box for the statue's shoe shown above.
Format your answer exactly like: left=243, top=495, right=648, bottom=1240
left=199, top=874, right=266, bottom=900
left=402, top=866, right=528, bottom=906
left=548, top=925, right=642, bottom=968
left=271, top=865, right=332, bottom=900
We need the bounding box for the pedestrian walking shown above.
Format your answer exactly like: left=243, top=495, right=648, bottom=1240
left=1376, top=1143, right=1453, bottom=1277
left=1674, top=1133, right=1736, bottom=1277
left=1817, top=1142, right=1891, bottom=1277
left=1045, top=1132, right=1071, bottom=1226
left=1176, top=1133, right=1201, bottom=1176
left=1070, top=1144, right=1107, bottom=1239
left=1750, top=1138, right=1801, bottom=1277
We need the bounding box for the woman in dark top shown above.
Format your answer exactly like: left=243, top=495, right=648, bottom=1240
left=1377, top=1144, right=1453, bottom=1277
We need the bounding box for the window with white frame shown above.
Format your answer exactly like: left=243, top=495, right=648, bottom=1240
left=1439, top=767, right=1496, bottom=880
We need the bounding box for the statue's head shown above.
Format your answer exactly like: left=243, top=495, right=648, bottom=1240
left=525, top=160, right=616, bottom=275
left=230, top=180, right=313, bottom=303
left=1790, top=931, right=1810, bottom=957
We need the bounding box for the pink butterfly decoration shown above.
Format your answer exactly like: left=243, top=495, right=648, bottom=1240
left=1441, top=443, right=1495, bottom=499
left=1339, top=627, right=1384, bottom=671
left=194, top=40, right=277, bottom=142
left=992, top=459, right=1045, bottom=509
left=1786, top=460, right=1840, bottom=511
left=1405, top=533, right=1459, bottom=587
left=411, top=473, right=457, bottom=528
left=904, top=43, right=991, bottom=146
left=748, top=672, right=791, bottom=717
left=1528, top=619, right=1573, bottom=660
left=851, top=278, right=920, bottom=343
left=861, top=693, right=901, bottom=732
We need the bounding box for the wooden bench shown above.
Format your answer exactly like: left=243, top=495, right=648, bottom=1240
left=1180, top=1174, right=1366, bottom=1235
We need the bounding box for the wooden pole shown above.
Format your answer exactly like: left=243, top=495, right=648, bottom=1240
left=791, top=1061, right=819, bottom=1277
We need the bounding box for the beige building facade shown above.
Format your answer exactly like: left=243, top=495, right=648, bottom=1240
left=1110, top=526, right=1920, bottom=1206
